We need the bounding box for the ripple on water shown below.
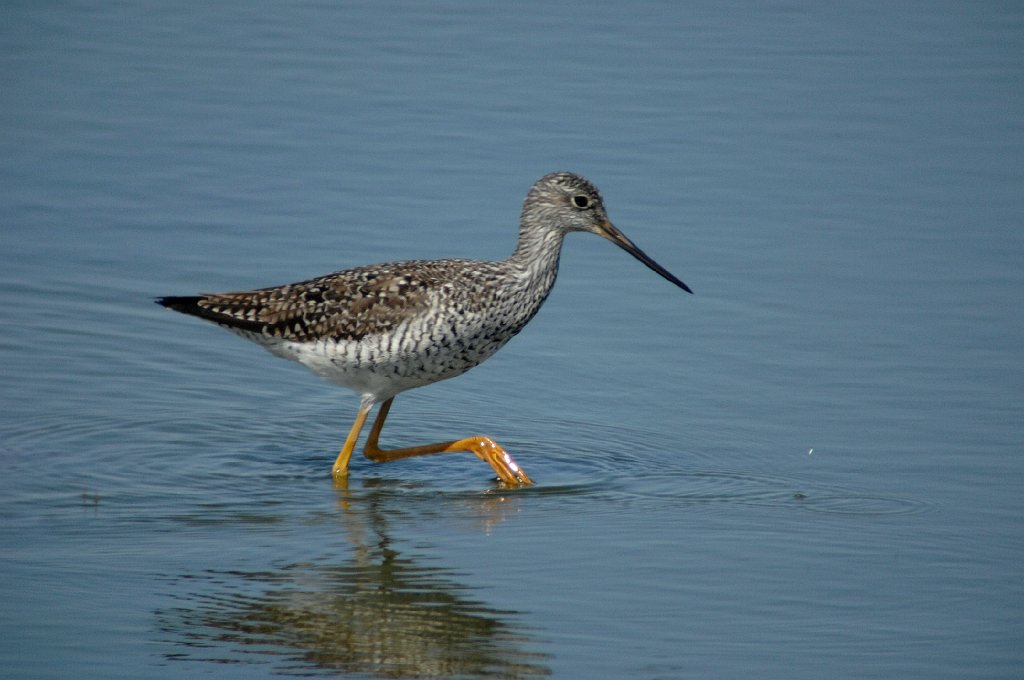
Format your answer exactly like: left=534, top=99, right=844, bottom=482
left=474, top=414, right=932, bottom=518
left=1, top=399, right=929, bottom=523
left=793, top=492, right=930, bottom=516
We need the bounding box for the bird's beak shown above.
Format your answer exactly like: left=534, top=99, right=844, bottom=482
left=597, top=220, right=693, bottom=293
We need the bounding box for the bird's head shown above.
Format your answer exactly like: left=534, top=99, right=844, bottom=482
left=523, top=172, right=692, bottom=294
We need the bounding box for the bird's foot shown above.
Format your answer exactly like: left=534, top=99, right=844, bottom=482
left=469, top=437, right=533, bottom=487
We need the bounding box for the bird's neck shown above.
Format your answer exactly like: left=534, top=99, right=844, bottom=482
left=493, top=224, right=565, bottom=336
left=508, top=223, right=566, bottom=290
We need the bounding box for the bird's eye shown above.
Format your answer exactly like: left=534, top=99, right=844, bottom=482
left=572, top=195, right=591, bottom=209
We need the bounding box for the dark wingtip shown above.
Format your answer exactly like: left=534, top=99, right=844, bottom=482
left=155, top=295, right=203, bottom=313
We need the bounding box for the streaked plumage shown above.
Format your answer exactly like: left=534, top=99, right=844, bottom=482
left=158, top=172, right=691, bottom=485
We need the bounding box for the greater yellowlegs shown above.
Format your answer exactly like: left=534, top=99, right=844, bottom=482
left=158, top=172, right=691, bottom=486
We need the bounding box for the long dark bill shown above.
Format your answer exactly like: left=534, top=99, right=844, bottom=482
left=599, top=221, right=693, bottom=294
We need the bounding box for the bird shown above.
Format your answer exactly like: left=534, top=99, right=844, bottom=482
left=157, top=171, right=691, bottom=486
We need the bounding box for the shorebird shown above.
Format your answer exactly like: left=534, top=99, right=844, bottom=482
left=158, top=172, right=691, bottom=486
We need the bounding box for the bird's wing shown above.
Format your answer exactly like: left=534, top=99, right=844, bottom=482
left=162, top=260, right=465, bottom=342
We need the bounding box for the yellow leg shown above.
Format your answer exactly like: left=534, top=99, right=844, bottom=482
left=363, top=397, right=533, bottom=486
left=332, top=400, right=372, bottom=480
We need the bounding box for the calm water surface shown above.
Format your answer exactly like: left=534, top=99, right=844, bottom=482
left=2, top=2, right=1022, bottom=678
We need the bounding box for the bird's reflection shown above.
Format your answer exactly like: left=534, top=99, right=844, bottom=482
left=158, top=479, right=550, bottom=678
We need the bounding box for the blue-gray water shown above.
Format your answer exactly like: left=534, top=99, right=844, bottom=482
left=2, top=2, right=1022, bottom=678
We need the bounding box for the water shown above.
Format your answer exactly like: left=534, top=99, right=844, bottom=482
left=2, top=1, right=1022, bottom=678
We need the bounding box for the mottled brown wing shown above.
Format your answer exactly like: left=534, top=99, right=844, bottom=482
left=159, top=262, right=440, bottom=342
